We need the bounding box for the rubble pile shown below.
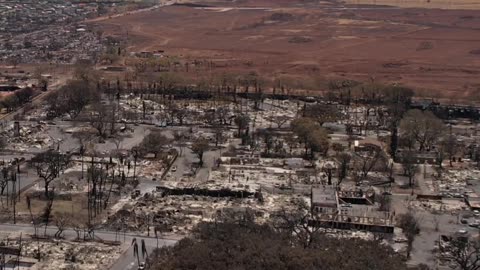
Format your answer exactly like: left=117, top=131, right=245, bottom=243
left=250, top=99, right=298, bottom=128
left=212, top=156, right=323, bottom=188
left=21, top=240, right=123, bottom=270
left=52, top=176, right=85, bottom=193
left=412, top=199, right=466, bottom=213
left=120, top=96, right=165, bottom=120
left=137, top=159, right=168, bottom=179
left=1, top=24, right=104, bottom=64
left=66, top=155, right=170, bottom=180
left=2, top=123, right=53, bottom=151
left=342, top=106, right=384, bottom=126
left=0, top=2, right=97, bottom=34
left=23, top=107, right=49, bottom=121
left=210, top=165, right=300, bottom=189
left=0, top=1, right=109, bottom=63
left=436, top=169, right=480, bottom=197
left=106, top=194, right=237, bottom=234
left=117, top=98, right=302, bottom=128
left=106, top=188, right=296, bottom=235
left=158, top=181, right=259, bottom=196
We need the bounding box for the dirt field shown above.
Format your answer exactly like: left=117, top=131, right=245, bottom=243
left=92, top=0, right=480, bottom=101
left=344, top=0, right=480, bottom=10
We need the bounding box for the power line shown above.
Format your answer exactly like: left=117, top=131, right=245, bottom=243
left=0, top=0, right=128, bottom=3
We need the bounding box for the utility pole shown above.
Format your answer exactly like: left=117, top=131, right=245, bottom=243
left=16, top=159, right=20, bottom=203
left=12, top=173, right=16, bottom=225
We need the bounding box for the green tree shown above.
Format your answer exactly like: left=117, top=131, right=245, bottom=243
left=401, top=150, right=419, bottom=187
left=1, top=95, right=19, bottom=112
left=148, top=219, right=408, bottom=270
left=303, top=103, right=343, bottom=126
left=443, top=237, right=480, bottom=270
left=256, top=128, right=275, bottom=155
left=400, top=109, right=444, bottom=151
left=29, top=150, right=70, bottom=199
left=397, top=211, right=420, bottom=258
left=335, top=151, right=351, bottom=184
left=191, top=137, right=209, bottom=166
left=291, top=118, right=329, bottom=159
left=140, top=131, right=171, bottom=158
left=234, top=115, right=250, bottom=137
left=439, top=129, right=459, bottom=167
left=307, top=128, right=329, bottom=157
left=47, top=79, right=99, bottom=119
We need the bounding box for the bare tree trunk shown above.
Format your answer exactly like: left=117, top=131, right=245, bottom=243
left=105, top=172, right=115, bottom=209
left=44, top=183, right=50, bottom=199
left=133, top=157, right=137, bottom=181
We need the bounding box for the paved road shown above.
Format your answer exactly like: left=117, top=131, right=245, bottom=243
left=0, top=223, right=178, bottom=270
left=390, top=165, right=479, bottom=268
left=0, top=76, right=69, bottom=198
left=110, top=235, right=177, bottom=270
left=85, top=0, right=175, bottom=23
left=0, top=77, right=67, bottom=122
left=173, top=145, right=220, bottom=182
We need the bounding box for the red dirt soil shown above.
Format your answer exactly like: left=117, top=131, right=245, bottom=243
left=91, top=0, right=480, bottom=102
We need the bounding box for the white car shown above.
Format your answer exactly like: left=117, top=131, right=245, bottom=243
left=171, top=165, right=177, bottom=172
left=138, top=262, right=146, bottom=270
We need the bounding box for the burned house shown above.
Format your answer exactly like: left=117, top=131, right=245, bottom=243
left=311, top=186, right=337, bottom=214
left=311, top=187, right=394, bottom=233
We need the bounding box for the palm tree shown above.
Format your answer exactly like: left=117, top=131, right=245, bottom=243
left=26, top=196, right=36, bottom=237
left=154, top=226, right=160, bottom=249
left=141, top=239, right=148, bottom=261
left=132, top=238, right=140, bottom=266
left=27, top=196, right=41, bottom=261
left=130, top=148, right=141, bottom=181
left=79, top=144, right=86, bottom=179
